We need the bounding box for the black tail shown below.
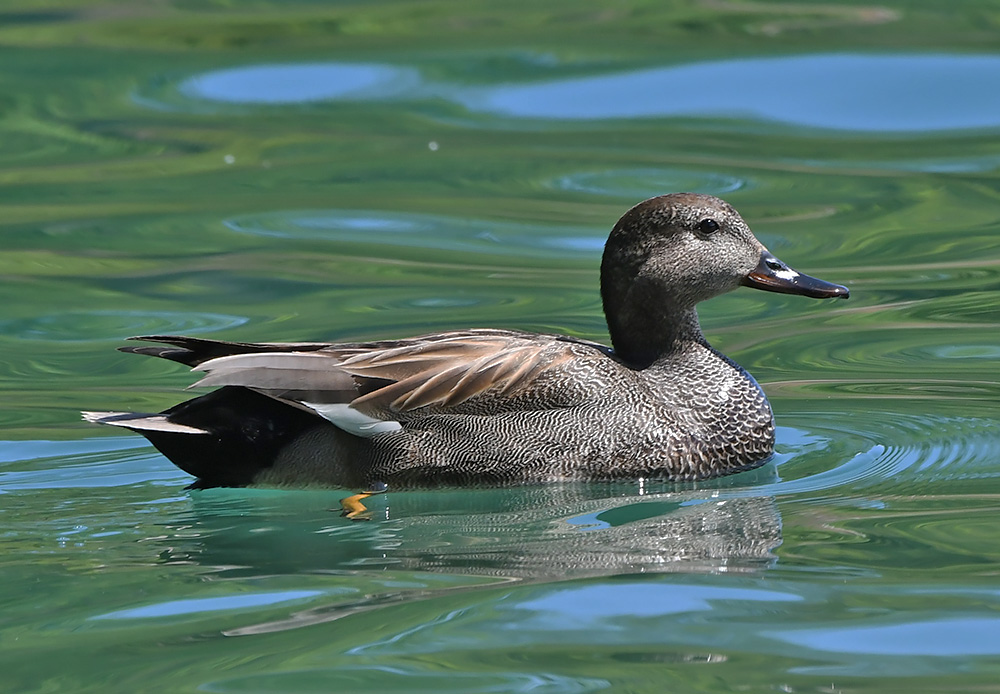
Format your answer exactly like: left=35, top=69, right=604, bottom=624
left=86, top=387, right=328, bottom=488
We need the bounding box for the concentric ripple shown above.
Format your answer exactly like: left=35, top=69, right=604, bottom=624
left=763, top=411, right=1000, bottom=500
left=549, top=168, right=748, bottom=199
left=0, top=310, right=248, bottom=342
left=315, top=284, right=600, bottom=336
left=224, top=209, right=604, bottom=259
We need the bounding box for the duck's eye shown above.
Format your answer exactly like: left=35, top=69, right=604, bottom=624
left=697, top=218, right=720, bottom=235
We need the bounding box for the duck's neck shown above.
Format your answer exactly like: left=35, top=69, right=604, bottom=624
left=606, top=303, right=707, bottom=368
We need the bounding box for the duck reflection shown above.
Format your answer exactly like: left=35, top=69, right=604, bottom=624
left=158, top=467, right=781, bottom=582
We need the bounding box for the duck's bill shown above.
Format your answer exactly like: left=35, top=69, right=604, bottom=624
left=741, top=251, right=849, bottom=299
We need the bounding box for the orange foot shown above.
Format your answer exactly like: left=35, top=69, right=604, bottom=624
left=339, top=482, right=388, bottom=521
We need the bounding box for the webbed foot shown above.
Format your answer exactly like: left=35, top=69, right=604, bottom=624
left=339, top=481, right=388, bottom=521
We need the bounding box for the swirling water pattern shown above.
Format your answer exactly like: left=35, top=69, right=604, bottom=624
left=1, top=3, right=999, bottom=693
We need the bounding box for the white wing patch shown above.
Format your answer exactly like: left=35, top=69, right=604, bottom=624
left=81, top=411, right=209, bottom=435
left=301, top=402, right=402, bottom=437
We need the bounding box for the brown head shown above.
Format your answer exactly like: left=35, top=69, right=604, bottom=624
left=600, top=193, right=848, bottom=365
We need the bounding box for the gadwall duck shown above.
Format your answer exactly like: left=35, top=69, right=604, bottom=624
left=84, top=193, right=848, bottom=490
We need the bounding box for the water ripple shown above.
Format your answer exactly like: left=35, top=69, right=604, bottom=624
left=549, top=168, right=747, bottom=199
left=202, top=667, right=609, bottom=694
left=764, top=412, right=1000, bottom=500
left=0, top=310, right=248, bottom=342
left=92, top=590, right=324, bottom=620
left=224, top=209, right=603, bottom=259
left=0, top=439, right=186, bottom=491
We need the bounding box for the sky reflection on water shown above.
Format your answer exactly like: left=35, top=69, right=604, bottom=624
left=180, top=63, right=420, bottom=104
left=768, top=617, right=1000, bottom=657
left=179, top=53, right=1000, bottom=132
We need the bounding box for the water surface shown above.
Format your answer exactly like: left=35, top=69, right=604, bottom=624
left=1, top=2, right=999, bottom=693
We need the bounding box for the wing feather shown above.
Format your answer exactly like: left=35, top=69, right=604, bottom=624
left=155, top=330, right=606, bottom=420
left=392, top=366, right=471, bottom=411
left=446, top=356, right=513, bottom=406
left=191, top=366, right=356, bottom=394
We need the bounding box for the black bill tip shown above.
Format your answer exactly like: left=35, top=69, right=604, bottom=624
left=741, top=251, right=849, bottom=299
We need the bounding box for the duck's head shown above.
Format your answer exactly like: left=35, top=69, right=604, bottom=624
left=601, top=193, right=848, bottom=362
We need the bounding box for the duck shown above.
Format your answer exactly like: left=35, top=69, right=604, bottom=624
left=83, top=193, right=848, bottom=491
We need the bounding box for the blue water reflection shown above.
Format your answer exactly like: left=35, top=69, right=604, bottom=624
left=92, top=591, right=324, bottom=620
left=180, top=63, right=420, bottom=104
left=513, top=583, right=802, bottom=623
left=177, top=54, right=1000, bottom=132
left=768, top=617, right=1000, bottom=656
left=461, top=54, right=1000, bottom=131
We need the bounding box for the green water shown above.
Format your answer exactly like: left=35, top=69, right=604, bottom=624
left=2, top=1, right=1000, bottom=692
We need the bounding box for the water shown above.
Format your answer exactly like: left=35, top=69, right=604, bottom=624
left=2, top=2, right=1000, bottom=692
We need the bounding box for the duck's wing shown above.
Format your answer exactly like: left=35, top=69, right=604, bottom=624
left=124, top=331, right=612, bottom=421
left=120, top=329, right=549, bottom=368
left=188, top=330, right=603, bottom=413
